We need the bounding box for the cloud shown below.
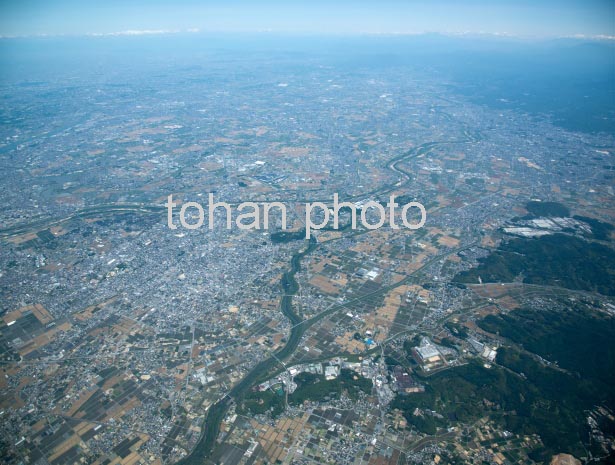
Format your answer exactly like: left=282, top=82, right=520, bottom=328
left=86, top=28, right=201, bottom=37
left=86, top=29, right=182, bottom=37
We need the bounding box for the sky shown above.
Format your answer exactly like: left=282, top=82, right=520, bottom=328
left=0, top=0, right=614, bottom=38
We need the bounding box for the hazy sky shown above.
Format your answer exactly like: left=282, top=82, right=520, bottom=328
left=1, top=0, right=614, bottom=38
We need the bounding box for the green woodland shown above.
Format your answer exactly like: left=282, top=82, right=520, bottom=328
left=454, top=234, right=615, bottom=295
left=289, top=369, right=373, bottom=405
left=392, top=304, right=615, bottom=461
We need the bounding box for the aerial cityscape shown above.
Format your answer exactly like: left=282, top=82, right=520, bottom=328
left=1, top=2, right=614, bottom=465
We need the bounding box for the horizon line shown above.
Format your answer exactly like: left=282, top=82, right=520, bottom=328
left=1, top=29, right=614, bottom=42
